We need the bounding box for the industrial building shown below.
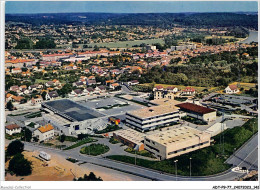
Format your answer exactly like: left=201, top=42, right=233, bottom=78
left=144, top=126, right=211, bottom=160
left=41, top=99, right=107, bottom=135
left=113, top=129, right=146, bottom=151
left=126, top=105, right=180, bottom=132
left=176, top=103, right=217, bottom=123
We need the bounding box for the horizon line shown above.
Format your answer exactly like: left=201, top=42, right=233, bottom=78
left=6, top=11, right=258, bottom=15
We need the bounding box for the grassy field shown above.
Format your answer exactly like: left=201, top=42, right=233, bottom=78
left=124, top=147, right=156, bottom=158
left=35, top=79, right=49, bottom=83
left=141, top=83, right=212, bottom=93
left=80, top=144, right=110, bottom=156
left=107, top=118, right=258, bottom=176
left=229, top=82, right=257, bottom=91
left=57, top=135, right=78, bottom=142
left=64, top=138, right=97, bottom=150
left=77, top=38, right=164, bottom=48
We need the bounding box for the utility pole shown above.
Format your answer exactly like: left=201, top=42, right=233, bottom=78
left=174, top=160, right=178, bottom=181
left=190, top=157, right=192, bottom=178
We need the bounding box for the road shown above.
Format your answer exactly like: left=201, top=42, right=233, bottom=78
left=226, top=133, right=258, bottom=171
left=20, top=132, right=258, bottom=181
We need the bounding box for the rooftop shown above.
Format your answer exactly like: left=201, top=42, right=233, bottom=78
left=150, top=99, right=181, bottom=106
left=43, top=99, right=104, bottom=121
left=145, top=126, right=210, bottom=146
left=6, top=124, right=20, bottom=130
left=127, top=104, right=179, bottom=119
left=38, top=124, right=54, bottom=133
left=113, top=128, right=146, bottom=145
left=176, top=103, right=216, bottom=114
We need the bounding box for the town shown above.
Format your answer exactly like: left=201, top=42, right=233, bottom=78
left=4, top=10, right=258, bottom=182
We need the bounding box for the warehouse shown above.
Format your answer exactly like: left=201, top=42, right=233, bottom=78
left=144, top=126, right=211, bottom=160
left=42, top=99, right=104, bottom=122
left=176, top=103, right=216, bottom=123
left=113, top=129, right=146, bottom=151
left=41, top=99, right=107, bottom=135
left=126, top=105, right=180, bottom=132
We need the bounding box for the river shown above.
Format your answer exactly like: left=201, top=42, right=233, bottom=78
left=240, top=31, right=258, bottom=44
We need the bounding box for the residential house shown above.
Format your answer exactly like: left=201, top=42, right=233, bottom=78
left=127, top=80, right=139, bottom=86
left=73, top=81, right=84, bottom=88
left=5, top=124, right=21, bottom=135
left=95, top=85, right=106, bottom=93
left=31, top=96, right=43, bottom=105
left=33, top=124, right=54, bottom=142
left=110, top=83, right=120, bottom=90
left=224, top=85, right=239, bottom=94
left=182, top=87, right=196, bottom=95
left=45, top=91, right=59, bottom=100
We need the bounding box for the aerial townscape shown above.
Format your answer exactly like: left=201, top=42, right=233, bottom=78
left=3, top=1, right=258, bottom=183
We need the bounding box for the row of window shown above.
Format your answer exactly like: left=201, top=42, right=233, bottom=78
left=145, top=144, right=160, bottom=153
left=168, top=141, right=209, bottom=155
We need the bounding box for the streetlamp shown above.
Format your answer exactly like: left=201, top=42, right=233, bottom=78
left=174, top=160, right=178, bottom=181
left=189, top=157, right=192, bottom=178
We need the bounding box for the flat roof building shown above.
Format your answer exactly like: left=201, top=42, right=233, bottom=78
left=126, top=105, right=180, bottom=132
left=144, top=126, right=211, bottom=160
left=113, top=129, right=146, bottom=151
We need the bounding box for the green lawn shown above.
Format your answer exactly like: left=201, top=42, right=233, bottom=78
left=181, top=116, right=208, bottom=125
left=109, top=137, right=120, bottom=144
left=57, top=135, right=78, bottom=142
left=64, top=138, right=98, bottom=150
left=35, top=79, right=49, bottom=83
left=124, top=147, right=156, bottom=158
left=107, top=118, right=258, bottom=176
left=95, top=125, right=121, bottom=134
left=5, top=133, right=22, bottom=140
left=8, top=112, right=30, bottom=116
left=80, top=144, right=110, bottom=156
left=25, top=111, right=42, bottom=118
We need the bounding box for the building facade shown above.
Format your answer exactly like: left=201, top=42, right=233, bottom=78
left=126, top=105, right=180, bottom=132
left=5, top=124, right=21, bottom=135
left=144, top=126, right=211, bottom=160
left=176, top=103, right=217, bottom=123
left=113, top=129, right=146, bottom=151
left=33, top=124, right=55, bottom=142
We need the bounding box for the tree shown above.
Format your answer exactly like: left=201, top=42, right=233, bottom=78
left=21, top=128, right=32, bottom=142
left=6, top=101, right=14, bottom=111
left=41, top=91, right=47, bottom=100
left=15, top=38, right=33, bottom=49
left=8, top=153, right=32, bottom=176
left=34, top=38, right=56, bottom=49
left=93, top=45, right=99, bottom=51
left=59, top=134, right=65, bottom=143
left=7, top=140, right=24, bottom=156
left=74, top=172, right=103, bottom=181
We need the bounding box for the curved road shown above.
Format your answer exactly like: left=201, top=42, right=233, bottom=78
left=22, top=133, right=258, bottom=181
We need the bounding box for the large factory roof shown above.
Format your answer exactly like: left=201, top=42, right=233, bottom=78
left=43, top=99, right=104, bottom=121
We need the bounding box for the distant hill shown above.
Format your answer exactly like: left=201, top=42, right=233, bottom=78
left=5, top=12, right=258, bottom=29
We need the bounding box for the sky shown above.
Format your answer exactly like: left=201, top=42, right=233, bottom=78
left=5, top=1, right=258, bottom=14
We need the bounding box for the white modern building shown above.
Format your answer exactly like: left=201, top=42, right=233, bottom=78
left=144, top=126, right=211, bottom=160
left=126, top=105, right=180, bottom=132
